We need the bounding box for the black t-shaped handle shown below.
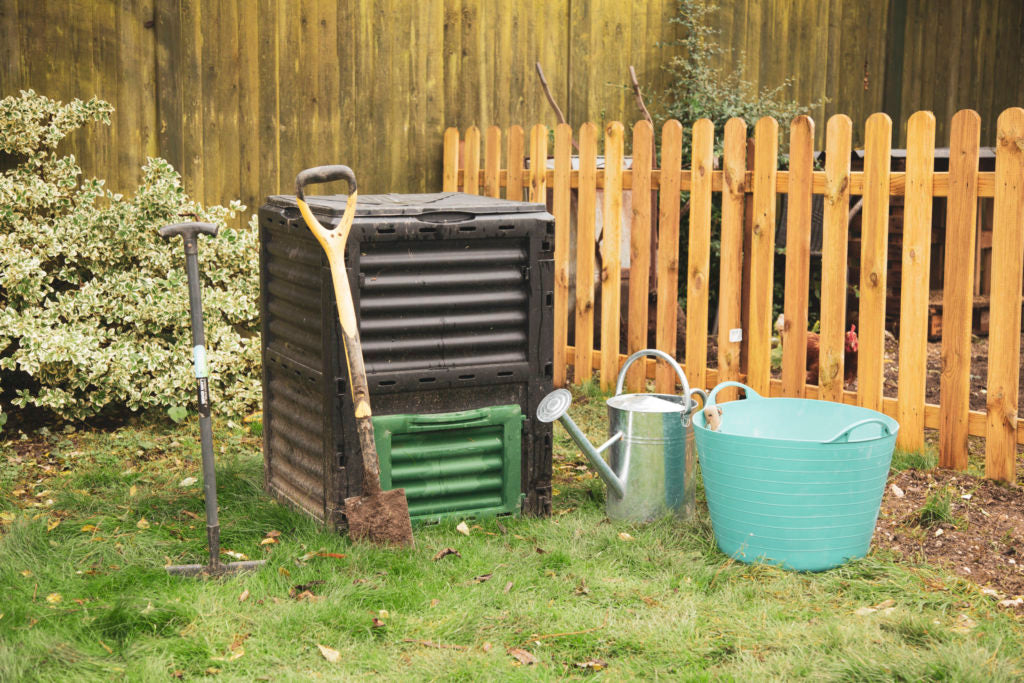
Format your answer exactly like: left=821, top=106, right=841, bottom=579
left=295, top=165, right=357, bottom=200
left=159, top=222, right=219, bottom=255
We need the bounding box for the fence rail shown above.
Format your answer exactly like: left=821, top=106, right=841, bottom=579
left=442, top=110, right=1024, bottom=483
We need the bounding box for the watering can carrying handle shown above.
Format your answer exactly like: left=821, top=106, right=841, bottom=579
left=706, top=381, right=763, bottom=406
left=614, top=349, right=690, bottom=400
left=823, top=418, right=893, bottom=444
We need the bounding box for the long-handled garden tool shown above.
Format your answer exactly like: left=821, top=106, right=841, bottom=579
left=295, top=165, right=415, bottom=548
left=160, top=221, right=267, bottom=576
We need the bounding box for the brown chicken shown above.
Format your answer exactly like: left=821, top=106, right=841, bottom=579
left=777, top=314, right=859, bottom=385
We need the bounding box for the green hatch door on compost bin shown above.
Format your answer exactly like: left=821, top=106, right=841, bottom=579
left=372, top=405, right=523, bottom=523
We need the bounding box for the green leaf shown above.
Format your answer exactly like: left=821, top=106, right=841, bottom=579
left=167, top=406, right=188, bottom=423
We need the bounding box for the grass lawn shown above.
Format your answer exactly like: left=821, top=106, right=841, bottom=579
left=1, top=387, right=1023, bottom=681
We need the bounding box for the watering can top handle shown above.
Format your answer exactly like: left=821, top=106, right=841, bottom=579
left=823, top=418, right=893, bottom=444
left=614, top=349, right=690, bottom=399
left=706, top=381, right=763, bottom=406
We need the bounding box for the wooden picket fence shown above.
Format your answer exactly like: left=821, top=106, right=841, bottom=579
left=441, top=110, right=1024, bottom=483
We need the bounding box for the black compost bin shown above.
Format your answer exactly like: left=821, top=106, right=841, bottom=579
left=258, top=192, right=555, bottom=528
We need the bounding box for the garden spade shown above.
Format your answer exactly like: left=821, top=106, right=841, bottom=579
left=295, top=165, right=414, bottom=548
left=160, top=221, right=267, bottom=577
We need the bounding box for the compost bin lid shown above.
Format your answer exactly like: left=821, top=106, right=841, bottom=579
left=266, top=192, right=548, bottom=218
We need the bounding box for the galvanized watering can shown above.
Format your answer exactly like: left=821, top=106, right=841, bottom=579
left=537, top=349, right=705, bottom=522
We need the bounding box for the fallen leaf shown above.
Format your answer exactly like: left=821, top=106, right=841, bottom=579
left=854, top=607, right=876, bottom=616
left=503, top=581, right=513, bottom=594
left=574, top=581, right=590, bottom=596
left=507, top=648, right=538, bottom=666
left=205, top=667, right=220, bottom=675
left=961, top=493, right=972, bottom=500
left=289, top=581, right=325, bottom=598
left=278, top=567, right=291, bottom=577
left=618, top=532, right=634, bottom=542
left=80, top=524, right=98, bottom=533
left=180, top=510, right=200, bottom=520
left=429, top=598, right=440, bottom=607
left=317, top=552, right=346, bottom=559
left=222, top=550, right=248, bottom=560
left=889, top=483, right=905, bottom=498
left=951, top=614, right=977, bottom=633
left=46, top=518, right=60, bottom=532
left=260, top=537, right=277, bottom=546
left=535, top=547, right=546, bottom=554
left=98, top=640, right=113, bottom=654
left=433, top=547, right=461, bottom=561
left=456, top=521, right=470, bottom=536
left=129, top=485, right=137, bottom=498
left=935, top=528, right=944, bottom=537
left=371, top=617, right=385, bottom=628
left=378, top=609, right=389, bottom=619
left=238, top=590, right=250, bottom=603
left=641, top=596, right=660, bottom=607
left=481, top=642, right=493, bottom=653
left=265, top=530, right=281, bottom=538
left=179, top=477, right=198, bottom=488
left=317, top=644, right=340, bottom=663
left=20, top=570, right=32, bottom=578
left=997, top=597, right=1023, bottom=608
left=473, top=573, right=493, bottom=583
left=873, top=599, right=896, bottom=610
left=981, top=588, right=1001, bottom=598
left=136, top=518, right=150, bottom=530
left=46, top=593, right=62, bottom=604
left=576, top=659, right=608, bottom=671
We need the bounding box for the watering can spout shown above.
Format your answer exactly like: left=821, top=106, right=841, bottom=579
left=536, top=390, right=627, bottom=498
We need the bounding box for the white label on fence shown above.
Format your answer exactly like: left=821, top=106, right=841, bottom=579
left=729, top=328, right=743, bottom=343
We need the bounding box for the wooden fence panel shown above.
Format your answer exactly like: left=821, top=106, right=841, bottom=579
left=780, top=115, right=815, bottom=397
left=599, top=121, right=625, bottom=390
left=552, top=123, right=573, bottom=388
left=685, top=118, right=714, bottom=392
left=506, top=125, right=524, bottom=200
left=818, top=115, right=853, bottom=401
left=574, top=122, right=598, bottom=382
left=484, top=125, right=502, bottom=198
left=442, top=127, right=459, bottom=191
left=463, top=125, right=480, bottom=195
left=655, top=121, right=683, bottom=393
left=984, top=107, right=1024, bottom=482
left=529, top=124, right=548, bottom=202
left=896, top=111, right=936, bottom=451
left=626, top=120, right=654, bottom=392
left=746, top=117, right=779, bottom=396
left=858, top=113, right=893, bottom=412
left=939, top=109, right=981, bottom=470
left=716, top=118, right=747, bottom=402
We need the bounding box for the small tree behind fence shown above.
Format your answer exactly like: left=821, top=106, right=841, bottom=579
left=442, top=109, right=1024, bottom=484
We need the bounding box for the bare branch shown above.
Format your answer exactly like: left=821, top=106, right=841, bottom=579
left=535, top=62, right=579, bottom=152
left=629, top=66, right=653, bottom=126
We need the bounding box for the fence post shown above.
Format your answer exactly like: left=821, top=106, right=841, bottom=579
left=781, top=115, right=815, bottom=398
left=484, top=125, right=502, bottom=198
left=655, top=121, right=684, bottom=394
left=599, top=122, right=624, bottom=391
left=857, top=113, right=893, bottom=412
left=464, top=126, right=480, bottom=195
left=896, top=111, right=936, bottom=451
left=552, top=124, right=573, bottom=388
left=716, top=118, right=747, bottom=402
left=506, top=125, right=524, bottom=201
left=819, top=115, right=853, bottom=402
left=983, top=107, right=1024, bottom=482
left=746, top=117, right=779, bottom=396
left=574, top=122, right=599, bottom=383
left=626, top=120, right=654, bottom=392
left=685, top=119, right=714, bottom=392
left=442, top=127, right=460, bottom=192
left=939, top=109, right=981, bottom=470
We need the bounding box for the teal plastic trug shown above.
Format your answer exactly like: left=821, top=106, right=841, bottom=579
left=372, top=405, right=523, bottom=523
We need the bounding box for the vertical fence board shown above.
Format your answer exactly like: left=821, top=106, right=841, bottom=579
left=717, top=118, right=747, bottom=402
left=896, top=110, right=936, bottom=450
left=529, top=124, right=547, bottom=203
left=740, top=137, right=756, bottom=374
left=747, top=117, right=779, bottom=396
left=939, top=109, right=981, bottom=470
left=858, top=113, right=893, bottom=412
left=626, top=120, right=654, bottom=392
left=599, top=122, right=625, bottom=390
left=506, top=125, right=524, bottom=200
left=463, top=125, right=480, bottom=195
left=574, top=122, right=599, bottom=383
left=552, top=123, right=573, bottom=387
left=781, top=115, right=815, bottom=397
left=655, top=121, right=683, bottom=393
left=984, top=107, right=1024, bottom=482
left=686, top=118, right=714, bottom=391
left=484, top=125, right=501, bottom=198
left=442, top=127, right=459, bottom=191
left=819, top=115, right=853, bottom=401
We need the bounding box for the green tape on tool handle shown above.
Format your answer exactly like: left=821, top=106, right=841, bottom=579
left=193, top=345, right=208, bottom=379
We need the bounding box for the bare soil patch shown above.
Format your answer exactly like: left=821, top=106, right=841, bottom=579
left=874, top=467, right=1024, bottom=598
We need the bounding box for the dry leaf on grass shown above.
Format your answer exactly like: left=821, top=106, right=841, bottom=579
left=265, top=530, right=281, bottom=538
left=317, top=643, right=341, bottom=663
left=371, top=617, right=386, bottom=628
left=129, top=485, right=137, bottom=498
left=238, top=590, right=250, bottom=603
left=20, top=570, right=32, bottom=578
left=456, top=521, right=471, bottom=536
left=429, top=598, right=440, bottom=607
left=136, top=518, right=150, bottom=530
left=951, top=614, right=977, bottom=633
left=80, top=524, right=98, bottom=533
left=481, top=642, right=493, bottom=652
left=45, top=593, right=62, bottom=604
left=618, top=532, right=634, bottom=542
left=473, top=574, right=493, bottom=583
left=179, top=477, right=198, bottom=488
left=222, top=550, right=247, bottom=560
left=317, top=553, right=346, bottom=559
left=503, top=581, right=513, bottom=594
left=433, top=548, right=461, bottom=561
left=507, top=648, right=538, bottom=666
left=576, top=659, right=608, bottom=671
left=46, top=518, right=60, bottom=532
